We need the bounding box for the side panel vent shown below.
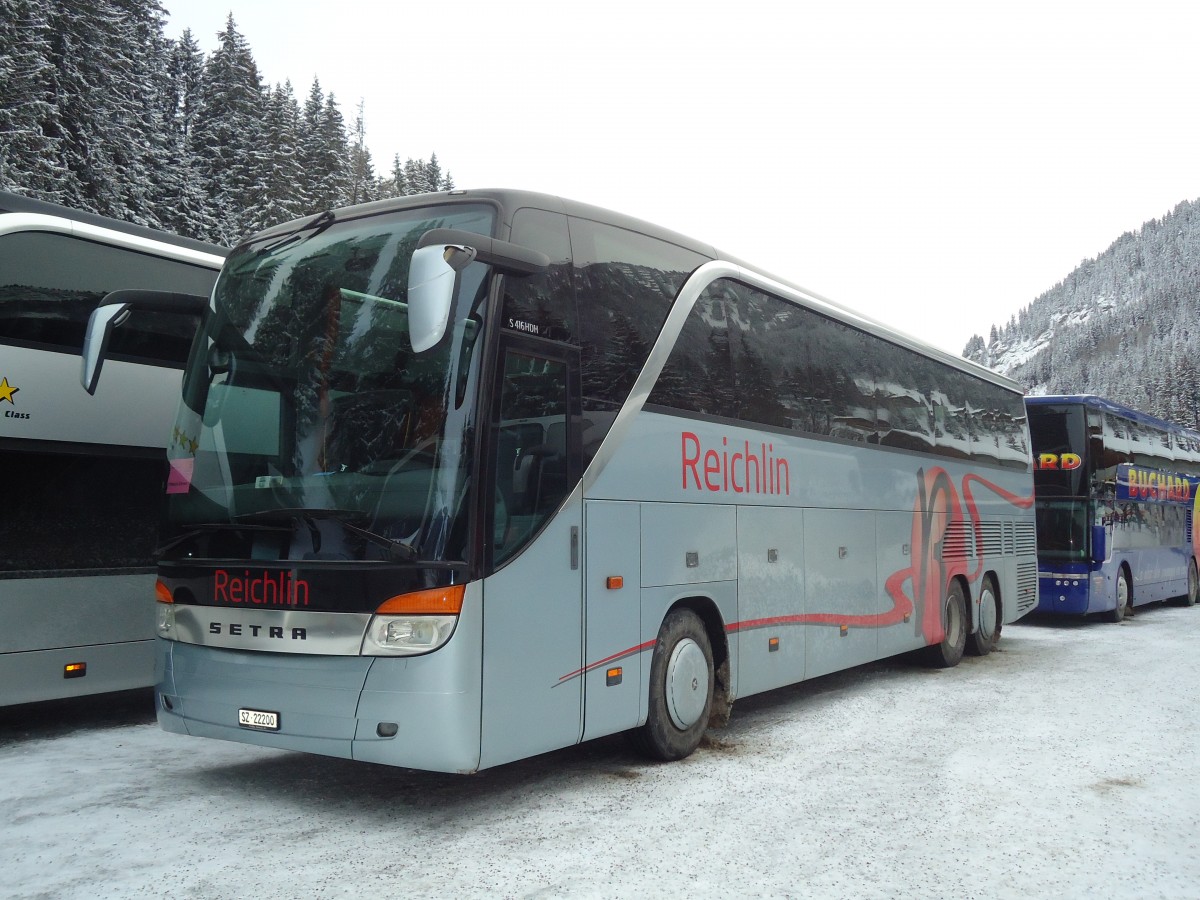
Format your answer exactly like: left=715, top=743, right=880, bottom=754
left=1015, top=521, right=1037, bottom=558
left=1016, top=561, right=1038, bottom=612
left=941, top=520, right=975, bottom=561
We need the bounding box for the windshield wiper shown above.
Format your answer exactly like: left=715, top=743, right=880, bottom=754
left=235, top=508, right=419, bottom=562
left=244, top=210, right=337, bottom=261
left=155, top=522, right=291, bottom=557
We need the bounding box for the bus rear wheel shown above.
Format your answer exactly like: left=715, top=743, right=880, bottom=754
left=923, top=580, right=967, bottom=669
left=967, top=575, right=1001, bottom=657
left=629, top=609, right=714, bottom=762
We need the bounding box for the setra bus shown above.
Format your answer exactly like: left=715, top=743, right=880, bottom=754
left=82, top=189, right=1037, bottom=771
left=1027, top=394, right=1200, bottom=621
left=0, top=191, right=225, bottom=705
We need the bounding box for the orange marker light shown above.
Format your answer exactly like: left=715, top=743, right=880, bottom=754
left=64, top=662, right=86, bottom=679
left=376, top=583, right=466, bottom=615
left=606, top=667, right=623, bottom=686
left=606, top=576, right=624, bottom=590
left=768, top=637, right=780, bottom=652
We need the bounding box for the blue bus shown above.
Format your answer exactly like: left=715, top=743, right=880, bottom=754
left=1027, top=395, right=1200, bottom=621
left=82, top=189, right=1037, bottom=771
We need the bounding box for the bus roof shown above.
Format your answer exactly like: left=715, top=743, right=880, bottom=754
left=0, top=190, right=227, bottom=258
left=1027, top=394, right=1200, bottom=438
left=237, top=187, right=1021, bottom=394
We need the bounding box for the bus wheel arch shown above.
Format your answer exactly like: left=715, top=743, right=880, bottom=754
left=922, top=575, right=968, bottom=669
left=967, top=572, right=1002, bottom=657
left=1106, top=564, right=1132, bottom=623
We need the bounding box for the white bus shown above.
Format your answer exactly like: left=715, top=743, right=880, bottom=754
left=0, top=191, right=225, bottom=705
left=83, top=189, right=1037, bottom=770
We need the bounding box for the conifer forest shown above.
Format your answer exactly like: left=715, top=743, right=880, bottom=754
left=0, top=0, right=452, bottom=247
left=963, top=198, right=1200, bottom=430
left=5, top=2, right=1200, bottom=433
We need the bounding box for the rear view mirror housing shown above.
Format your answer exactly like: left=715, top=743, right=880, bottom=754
left=407, top=229, right=549, bottom=353
left=80, top=290, right=209, bottom=394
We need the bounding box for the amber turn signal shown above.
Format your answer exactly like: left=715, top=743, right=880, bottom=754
left=375, top=583, right=466, bottom=615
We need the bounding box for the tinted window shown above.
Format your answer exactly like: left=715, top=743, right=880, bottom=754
left=0, top=449, right=161, bottom=574
left=875, top=341, right=934, bottom=452
left=571, top=217, right=707, bottom=411
left=651, top=278, right=1026, bottom=468
left=503, top=208, right=576, bottom=344
left=1028, top=404, right=1089, bottom=496
left=0, top=231, right=217, bottom=364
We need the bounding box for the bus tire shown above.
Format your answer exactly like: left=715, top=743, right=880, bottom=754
left=629, top=609, right=714, bottom=762
left=1106, top=568, right=1130, bottom=622
left=1182, top=559, right=1198, bottom=607
left=923, top=579, right=967, bottom=669
left=967, top=574, right=1001, bottom=657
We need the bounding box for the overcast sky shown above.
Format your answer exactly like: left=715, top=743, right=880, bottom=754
left=163, top=0, right=1200, bottom=356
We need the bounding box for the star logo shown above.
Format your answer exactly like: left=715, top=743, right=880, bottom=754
left=0, top=377, right=18, bottom=405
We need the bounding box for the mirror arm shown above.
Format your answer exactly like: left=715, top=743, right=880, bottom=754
left=97, top=289, right=210, bottom=314
left=81, top=290, right=210, bottom=395
left=417, top=228, right=550, bottom=276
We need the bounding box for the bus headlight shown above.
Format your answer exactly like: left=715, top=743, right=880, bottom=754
left=362, top=615, right=458, bottom=656
left=155, top=579, right=176, bottom=639
left=156, top=602, right=176, bottom=638
left=360, top=584, right=465, bottom=657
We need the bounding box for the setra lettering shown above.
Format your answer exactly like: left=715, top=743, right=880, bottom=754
left=208, top=621, right=307, bottom=641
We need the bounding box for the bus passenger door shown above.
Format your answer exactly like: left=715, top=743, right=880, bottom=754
left=479, top=340, right=584, bottom=769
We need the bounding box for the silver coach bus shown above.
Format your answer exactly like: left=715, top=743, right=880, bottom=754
left=0, top=192, right=224, bottom=705
left=82, top=189, right=1036, bottom=769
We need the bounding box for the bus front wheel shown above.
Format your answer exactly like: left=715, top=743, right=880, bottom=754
left=630, top=609, right=714, bottom=762
left=1182, top=560, right=1198, bottom=607
left=923, top=580, right=967, bottom=669
left=967, top=574, right=1001, bottom=657
left=1106, top=569, right=1130, bottom=622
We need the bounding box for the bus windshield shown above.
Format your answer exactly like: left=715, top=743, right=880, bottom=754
left=1028, top=402, right=1089, bottom=497
left=1034, top=498, right=1091, bottom=561
left=164, top=204, right=495, bottom=565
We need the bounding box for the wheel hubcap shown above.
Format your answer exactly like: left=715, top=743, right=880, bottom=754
left=980, top=588, right=998, bottom=639
left=665, top=638, right=708, bottom=730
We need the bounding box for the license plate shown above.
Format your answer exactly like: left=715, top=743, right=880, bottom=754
left=237, top=708, right=280, bottom=731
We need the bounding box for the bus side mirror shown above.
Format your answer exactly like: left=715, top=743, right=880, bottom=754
left=80, top=290, right=210, bottom=394
left=408, top=229, right=550, bottom=353
left=1091, top=525, right=1107, bottom=563
left=81, top=302, right=132, bottom=395
left=407, top=244, right=476, bottom=353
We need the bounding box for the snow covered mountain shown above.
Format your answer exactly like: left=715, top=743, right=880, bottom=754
left=963, top=198, right=1200, bottom=428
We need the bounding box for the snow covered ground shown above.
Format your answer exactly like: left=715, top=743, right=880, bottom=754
left=3, top=606, right=1199, bottom=900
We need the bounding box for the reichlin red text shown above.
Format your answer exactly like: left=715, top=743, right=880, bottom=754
left=681, top=431, right=790, bottom=495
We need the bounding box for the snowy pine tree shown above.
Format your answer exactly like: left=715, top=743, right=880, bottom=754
left=0, top=0, right=63, bottom=197
left=346, top=99, right=377, bottom=206
left=968, top=198, right=1200, bottom=428
left=191, top=13, right=268, bottom=244
left=251, top=80, right=307, bottom=233
left=0, top=2, right=454, bottom=243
